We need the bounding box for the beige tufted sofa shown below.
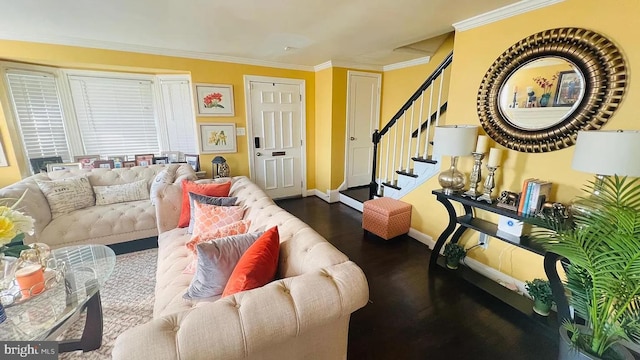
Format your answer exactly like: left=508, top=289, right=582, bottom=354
left=112, top=176, right=369, bottom=360
left=0, top=164, right=196, bottom=249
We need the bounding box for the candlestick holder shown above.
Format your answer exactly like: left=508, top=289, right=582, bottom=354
left=462, top=152, right=484, bottom=199
left=477, top=165, right=499, bottom=204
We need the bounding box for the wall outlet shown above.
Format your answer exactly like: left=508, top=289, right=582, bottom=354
left=478, top=233, right=489, bottom=250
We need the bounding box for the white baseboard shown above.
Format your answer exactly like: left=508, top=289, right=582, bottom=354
left=407, top=227, right=527, bottom=297
left=306, top=189, right=316, bottom=197
left=313, top=189, right=341, bottom=203
left=339, top=194, right=363, bottom=212
left=328, top=189, right=341, bottom=203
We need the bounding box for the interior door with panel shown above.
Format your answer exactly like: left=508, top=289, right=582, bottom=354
left=249, top=81, right=303, bottom=199
left=346, top=71, right=381, bottom=188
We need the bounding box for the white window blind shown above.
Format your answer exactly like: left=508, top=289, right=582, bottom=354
left=159, top=79, right=197, bottom=154
left=68, top=75, right=160, bottom=155
left=5, top=70, right=71, bottom=162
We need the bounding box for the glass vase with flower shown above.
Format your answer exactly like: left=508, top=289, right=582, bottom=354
left=533, top=74, right=558, bottom=107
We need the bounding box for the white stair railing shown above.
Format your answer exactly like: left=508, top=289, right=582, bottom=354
left=405, top=102, right=414, bottom=172
left=398, top=112, right=406, bottom=172
left=423, top=83, right=435, bottom=160
left=415, top=91, right=425, bottom=159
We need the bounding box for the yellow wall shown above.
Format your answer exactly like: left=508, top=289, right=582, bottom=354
left=314, top=68, right=333, bottom=193
left=0, top=40, right=316, bottom=187
left=403, top=0, right=640, bottom=282
left=330, top=68, right=349, bottom=189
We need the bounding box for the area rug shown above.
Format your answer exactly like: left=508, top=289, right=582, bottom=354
left=59, top=248, right=157, bottom=359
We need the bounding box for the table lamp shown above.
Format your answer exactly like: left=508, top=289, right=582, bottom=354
left=571, top=130, right=640, bottom=216
left=433, top=125, right=478, bottom=195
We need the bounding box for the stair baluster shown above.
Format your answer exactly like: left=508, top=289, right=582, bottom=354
left=398, top=112, right=406, bottom=172
left=415, top=92, right=425, bottom=159
left=391, top=121, right=398, bottom=186
left=405, top=102, right=414, bottom=173
left=423, top=84, right=435, bottom=160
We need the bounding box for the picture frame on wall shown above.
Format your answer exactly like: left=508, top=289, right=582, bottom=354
left=74, top=155, right=100, bottom=169
left=184, top=154, right=200, bottom=171
left=199, top=123, right=237, bottom=154
left=93, top=160, right=115, bottom=169
left=194, top=84, right=235, bottom=116
left=46, top=162, right=82, bottom=172
left=135, top=154, right=155, bottom=167
left=553, top=70, right=583, bottom=107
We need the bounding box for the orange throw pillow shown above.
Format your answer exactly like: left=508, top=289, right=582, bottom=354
left=178, top=180, right=231, bottom=227
left=222, top=226, right=280, bottom=297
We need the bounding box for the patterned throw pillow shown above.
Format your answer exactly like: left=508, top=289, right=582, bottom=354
left=36, top=175, right=95, bottom=218
left=178, top=180, right=231, bottom=228
left=93, top=180, right=150, bottom=206
left=187, top=193, right=238, bottom=234
left=187, top=219, right=251, bottom=255
left=183, top=231, right=264, bottom=299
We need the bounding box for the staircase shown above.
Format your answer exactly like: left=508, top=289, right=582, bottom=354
left=369, top=51, right=453, bottom=200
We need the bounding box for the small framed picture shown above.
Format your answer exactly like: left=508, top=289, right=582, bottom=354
left=194, top=84, right=234, bottom=116
left=153, top=156, right=169, bottom=165
left=161, top=151, right=182, bottom=163
left=30, top=156, right=63, bottom=173
left=184, top=154, right=200, bottom=171
left=123, top=161, right=137, bottom=168
left=93, top=160, right=115, bottom=169
left=135, top=154, right=155, bottom=167
left=108, top=155, right=126, bottom=168
left=46, top=162, right=82, bottom=172
left=74, top=155, right=100, bottom=169
left=199, top=123, right=237, bottom=154
left=553, top=70, right=583, bottom=107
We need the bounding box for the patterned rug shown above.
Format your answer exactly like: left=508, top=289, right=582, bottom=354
left=59, top=248, right=157, bottom=359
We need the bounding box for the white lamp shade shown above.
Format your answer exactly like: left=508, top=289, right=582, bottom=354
left=572, top=130, right=640, bottom=177
left=433, top=125, right=478, bottom=156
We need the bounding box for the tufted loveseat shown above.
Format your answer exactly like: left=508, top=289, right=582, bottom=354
left=0, top=164, right=195, bottom=249
left=112, top=176, right=369, bottom=360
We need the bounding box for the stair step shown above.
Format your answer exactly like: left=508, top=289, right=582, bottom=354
left=381, top=182, right=402, bottom=191
left=396, top=170, right=418, bottom=178
left=412, top=156, right=438, bottom=164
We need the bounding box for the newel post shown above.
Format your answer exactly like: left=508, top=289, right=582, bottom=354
left=369, top=129, right=381, bottom=199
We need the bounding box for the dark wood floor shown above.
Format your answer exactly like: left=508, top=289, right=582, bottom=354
left=276, top=196, right=558, bottom=360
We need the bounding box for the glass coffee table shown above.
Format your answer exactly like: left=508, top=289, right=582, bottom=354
left=0, top=244, right=116, bottom=352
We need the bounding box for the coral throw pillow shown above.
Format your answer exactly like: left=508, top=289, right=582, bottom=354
left=178, top=180, right=231, bottom=227
left=186, top=219, right=252, bottom=255
left=222, top=226, right=280, bottom=297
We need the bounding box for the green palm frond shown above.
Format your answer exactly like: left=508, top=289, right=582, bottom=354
left=527, top=175, right=640, bottom=358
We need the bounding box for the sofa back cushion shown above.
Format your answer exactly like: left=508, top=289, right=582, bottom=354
left=35, top=175, right=95, bottom=218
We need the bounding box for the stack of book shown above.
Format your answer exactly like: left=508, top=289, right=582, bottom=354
left=518, top=178, right=552, bottom=215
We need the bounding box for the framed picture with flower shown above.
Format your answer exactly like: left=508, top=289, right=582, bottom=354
left=194, top=84, right=234, bottom=117
left=199, top=123, right=237, bottom=154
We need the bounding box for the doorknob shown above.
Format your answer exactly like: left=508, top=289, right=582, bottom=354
left=350, top=136, right=356, bottom=140
left=256, top=152, right=262, bottom=156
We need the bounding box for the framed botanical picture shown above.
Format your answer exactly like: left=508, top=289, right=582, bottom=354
left=161, top=151, right=182, bottom=163
left=184, top=154, right=200, bottom=171
left=30, top=156, right=63, bottom=173
left=93, top=160, right=115, bottom=169
left=194, top=84, right=234, bottom=116
left=74, top=155, right=100, bottom=169
left=553, top=70, right=583, bottom=107
left=153, top=156, right=169, bottom=165
left=108, top=155, right=126, bottom=168
left=46, top=162, right=82, bottom=172
left=135, top=154, right=155, bottom=167
left=123, top=161, right=137, bottom=168
left=199, top=123, right=237, bottom=154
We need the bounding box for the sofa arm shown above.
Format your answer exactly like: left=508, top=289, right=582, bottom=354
left=151, top=164, right=197, bottom=233
left=112, top=261, right=369, bottom=360
left=0, top=179, right=52, bottom=243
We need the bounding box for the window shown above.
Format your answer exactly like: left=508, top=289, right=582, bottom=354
left=1, top=64, right=197, bottom=174
left=5, top=69, right=71, bottom=162
left=68, top=75, right=160, bottom=155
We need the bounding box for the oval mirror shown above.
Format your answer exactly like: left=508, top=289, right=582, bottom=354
left=477, top=28, right=627, bottom=153
left=499, top=57, right=585, bottom=131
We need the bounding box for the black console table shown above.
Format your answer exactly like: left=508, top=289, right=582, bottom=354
left=430, top=189, right=571, bottom=327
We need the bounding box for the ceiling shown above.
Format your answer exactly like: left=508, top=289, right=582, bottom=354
left=0, top=0, right=523, bottom=69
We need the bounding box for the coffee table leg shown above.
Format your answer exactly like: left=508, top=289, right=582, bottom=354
left=58, top=290, right=103, bottom=353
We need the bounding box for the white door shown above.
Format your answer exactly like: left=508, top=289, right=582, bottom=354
left=346, top=71, right=381, bottom=188
left=248, top=81, right=304, bottom=199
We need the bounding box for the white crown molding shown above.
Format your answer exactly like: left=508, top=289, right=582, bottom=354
left=382, top=56, right=431, bottom=71
left=453, top=0, right=565, bottom=32
left=0, top=32, right=316, bottom=72
left=313, top=61, right=333, bottom=72
left=313, top=60, right=383, bottom=72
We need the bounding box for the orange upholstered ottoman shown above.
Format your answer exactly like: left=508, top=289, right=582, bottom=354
left=362, top=197, right=412, bottom=240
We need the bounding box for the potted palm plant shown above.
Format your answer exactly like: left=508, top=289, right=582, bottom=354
left=443, top=242, right=466, bottom=270
left=525, top=278, right=553, bottom=316
left=528, top=176, right=640, bottom=360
